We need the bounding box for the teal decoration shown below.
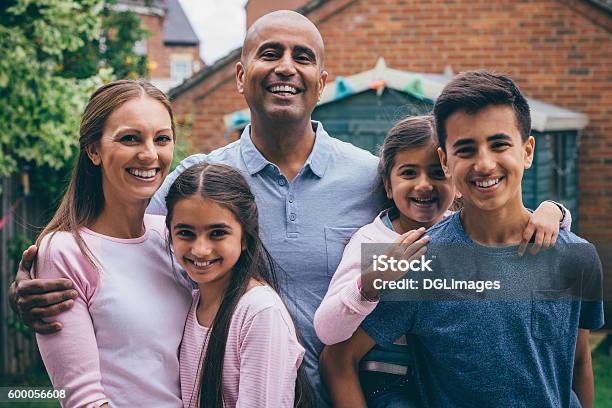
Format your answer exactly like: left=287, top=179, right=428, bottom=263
left=402, top=76, right=429, bottom=102
left=230, top=111, right=250, bottom=128
left=335, top=77, right=354, bottom=100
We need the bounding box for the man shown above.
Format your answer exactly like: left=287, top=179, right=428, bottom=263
left=320, top=70, right=603, bottom=407
left=11, top=11, right=384, bottom=405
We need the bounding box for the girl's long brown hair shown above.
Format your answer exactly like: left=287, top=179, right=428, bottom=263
left=34, top=80, right=175, bottom=272
left=165, top=162, right=313, bottom=408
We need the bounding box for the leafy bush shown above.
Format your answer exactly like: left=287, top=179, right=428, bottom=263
left=0, top=0, right=148, bottom=197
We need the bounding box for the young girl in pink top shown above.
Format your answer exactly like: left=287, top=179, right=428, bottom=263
left=315, top=115, right=572, bottom=407
left=165, top=162, right=312, bottom=408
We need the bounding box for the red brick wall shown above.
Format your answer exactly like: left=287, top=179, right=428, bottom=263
left=140, top=14, right=202, bottom=80
left=171, top=63, right=246, bottom=152
left=172, top=0, right=612, bottom=247
left=140, top=14, right=165, bottom=78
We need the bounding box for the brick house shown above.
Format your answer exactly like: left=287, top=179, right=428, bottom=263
left=168, top=0, right=611, bottom=305
left=116, top=0, right=203, bottom=91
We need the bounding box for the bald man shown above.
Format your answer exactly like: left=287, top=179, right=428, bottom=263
left=11, top=11, right=384, bottom=405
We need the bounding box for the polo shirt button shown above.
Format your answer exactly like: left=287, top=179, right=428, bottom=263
left=289, top=213, right=296, bottom=221
left=278, top=178, right=286, bottom=186
left=289, top=196, right=294, bottom=203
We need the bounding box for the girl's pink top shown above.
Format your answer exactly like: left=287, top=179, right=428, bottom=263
left=314, top=211, right=397, bottom=346
left=35, top=215, right=192, bottom=408
left=180, top=285, right=305, bottom=408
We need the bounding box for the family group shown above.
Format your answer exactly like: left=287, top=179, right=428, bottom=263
left=9, top=10, right=602, bottom=408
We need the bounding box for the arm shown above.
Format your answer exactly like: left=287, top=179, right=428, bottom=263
left=35, top=238, right=109, bottom=408
left=319, top=328, right=376, bottom=408
left=236, top=306, right=305, bottom=407
left=572, top=329, right=594, bottom=408
left=314, top=231, right=378, bottom=345
left=9, top=245, right=78, bottom=334
left=518, top=201, right=571, bottom=256
left=321, top=294, right=419, bottom=406
left=573, top=247, right=604, bottom=408
left=314, top=228, right=426, bottom=345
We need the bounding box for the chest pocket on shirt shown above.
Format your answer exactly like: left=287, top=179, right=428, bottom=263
left=325, top=227, right=359, bottom=278
left=531, top=289, right=573, bottom=340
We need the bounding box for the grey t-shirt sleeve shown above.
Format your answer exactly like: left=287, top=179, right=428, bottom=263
left=147, top=153, right=209, bottom=216
left=578, top=244, right=604, bottom=330
left=361, top=300, right=417, bottom=346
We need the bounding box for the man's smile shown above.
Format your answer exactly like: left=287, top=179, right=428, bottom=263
left=266, top=82, right=303, bottom=96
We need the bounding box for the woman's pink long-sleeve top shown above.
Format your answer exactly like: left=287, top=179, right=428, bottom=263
left=35, top=215, right=191, bottom=408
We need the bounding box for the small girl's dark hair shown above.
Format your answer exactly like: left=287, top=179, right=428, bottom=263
left=377, top=115, right=437, bottom=207
left=165, top=162, right=313, bottom=408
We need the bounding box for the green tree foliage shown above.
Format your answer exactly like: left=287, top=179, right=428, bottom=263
left=0, top=0, right=102, bottom=182
left=0, top=0, right=149, bottom=197
left=62, top=1, right=149, bottom=79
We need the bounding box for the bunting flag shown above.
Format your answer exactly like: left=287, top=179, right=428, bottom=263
left=229, top=111, right=250, bottom=129
left=368, top=79, right=386, bottom=91
left=368, top=79, right=386, bottom=96
left=403, top=76, right=424, bottom=96
left=0, top=197, right=23, bottom=231
left=335, top=76, right=354, bottom=100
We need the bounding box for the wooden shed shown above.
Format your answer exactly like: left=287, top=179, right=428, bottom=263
left=226, top=58, right=589, bottom=222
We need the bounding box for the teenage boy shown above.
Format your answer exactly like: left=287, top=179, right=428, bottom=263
left=320, top=70, right=604, bottom=407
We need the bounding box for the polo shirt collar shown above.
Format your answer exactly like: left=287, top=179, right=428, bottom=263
left=240, top=125, right=269, bottom=175
left=239, top=121, right=331, bottom=178
left=305, top=121, right=331, bottom=178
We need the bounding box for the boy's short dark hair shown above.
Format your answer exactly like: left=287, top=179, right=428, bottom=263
left=433, top=70, right=531, bottom=151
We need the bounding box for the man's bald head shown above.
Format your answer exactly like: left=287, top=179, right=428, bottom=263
left=235, top=10, right=328, bottom=124
left=241, top=10, right=325, bottom=66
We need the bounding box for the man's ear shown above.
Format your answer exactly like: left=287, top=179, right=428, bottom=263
left=318, top=70, right=328, bottom=100
left=523, top=135, right=535, bottom=169
left=236, top=62, right=245, bottom=94
left=437, top=147, right=450, bottom=177
left=86, top=144, right=101, bottom=166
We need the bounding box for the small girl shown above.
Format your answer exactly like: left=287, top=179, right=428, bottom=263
left=165, top=162, right=312, bottom=408
left=315, top=115, right=571, bottom=407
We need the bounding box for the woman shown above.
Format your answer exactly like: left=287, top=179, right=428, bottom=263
left=34, top=80, right=192, bottom=407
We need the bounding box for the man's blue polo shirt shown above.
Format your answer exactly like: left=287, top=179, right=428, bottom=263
left=362, top=211, right=604, bottom=408
left=148, top=122, right=384, bottom=405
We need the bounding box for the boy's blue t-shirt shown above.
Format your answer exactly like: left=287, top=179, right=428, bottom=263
left=362, top=211, right=604, bottom=408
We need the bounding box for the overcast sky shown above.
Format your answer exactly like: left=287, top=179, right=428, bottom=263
left=179, top=0, right=248, bottom=65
